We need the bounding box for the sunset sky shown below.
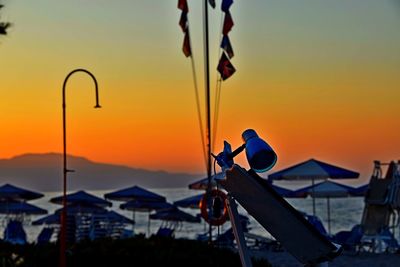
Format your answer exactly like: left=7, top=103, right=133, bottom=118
left=0, top=0, right=399, bottom=182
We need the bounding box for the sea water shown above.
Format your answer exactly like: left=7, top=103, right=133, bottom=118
left=13, top=188, right=365, bottom=243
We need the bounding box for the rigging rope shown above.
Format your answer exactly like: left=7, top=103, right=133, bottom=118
left=212, top=78, right=222, bottom=151
left=212, top=10, right=225, bottom=151
left=188, top=18, right=208, bottom=169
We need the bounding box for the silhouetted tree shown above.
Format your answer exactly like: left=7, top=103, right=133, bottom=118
left=0, top=4, right=10, bottom=35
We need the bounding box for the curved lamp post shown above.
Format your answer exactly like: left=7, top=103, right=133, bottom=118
left=60, top=69, right=101, bottom=267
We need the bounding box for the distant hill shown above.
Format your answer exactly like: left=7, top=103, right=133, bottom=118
left=0, top=153, right=201, bottom=192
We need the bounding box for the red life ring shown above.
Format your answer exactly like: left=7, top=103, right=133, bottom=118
left=200, top=189, right=229, bottom=226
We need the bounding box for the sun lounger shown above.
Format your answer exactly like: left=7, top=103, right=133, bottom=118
left=3, top=220, right=27, bottom=245
left=155, top=227, right=175, bottom=238
left=243, top=232, right=276, bottom=250
left=302, top=213, right=329, bottom=237
left=37, top=227, right=54, bottom=244
left=360, top=227, right=399, bottom=253
left=89, top=214, right=109, bottom=240
left=333, top=225, right=363, bottom=252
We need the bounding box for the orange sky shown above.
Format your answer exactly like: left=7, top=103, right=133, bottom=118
left=0, top=1, right=399, bottom=183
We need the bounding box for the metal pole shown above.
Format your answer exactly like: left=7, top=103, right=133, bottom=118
left=133, top=211, right=135, bottom=232
left=61, top=69, right=101, bottom=267
left=148, top=213, right=151, bottom=237
left=225, top=195, right=253, bottom=267
left=203, top=0, right=212, bottom=244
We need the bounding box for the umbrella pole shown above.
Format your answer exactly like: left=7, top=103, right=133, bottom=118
left=147, top=213, right=150, bottom=237
left=327, top=197, right=331, bottom=235
left=312, top=178, right=316, bottom=216
left=132, top=211, right=135, bottom=233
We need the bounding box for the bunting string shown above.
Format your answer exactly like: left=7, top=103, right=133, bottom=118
left=211, top=5, right=225, bottom=151
left=213, top=0, right=236, bottom=149
left=177, top=0, right=236, bottom=164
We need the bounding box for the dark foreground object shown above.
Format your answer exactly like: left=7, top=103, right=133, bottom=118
left=0, top=236, right=271, bottom=267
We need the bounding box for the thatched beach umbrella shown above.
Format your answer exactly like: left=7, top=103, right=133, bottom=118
left=50, top=191, right=112, bottom=208
left=0, top=184, right=44, bottom=201
left=150, top=207, right=201, bottom=223
left=0, top=201, right=47, bottom=215
left=293, top=180, right=357, bottom=234
left=269, top=158, right=359, bottom=215
left=105, top=186, right=166, bottom=232
left=174, top=194, right=204, bottom=209
left=104, top=186, right=166, bottom=202
left=120, top=200, right=173, bottom=235
left=0, top=184, right=46, bottom=237
left=188, top=173, right=225, bottom=190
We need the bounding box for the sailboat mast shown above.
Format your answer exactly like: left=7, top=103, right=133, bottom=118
left=203, top=0, right=212, bottom=243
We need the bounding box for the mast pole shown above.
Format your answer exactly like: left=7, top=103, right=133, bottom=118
left=203, top=0, right=212, bottom=243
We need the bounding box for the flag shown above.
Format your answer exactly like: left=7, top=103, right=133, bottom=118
left=182, top=30, right=191, bottom=57
left=0, top=23, right=10, bottom=35
left=221, top=0, right=233, bottom=12
left=178, top=0, right=189, bottom=13
left=208, top=0, right=216, bottom=8
left=222, top=11, right=234, bottom=35
left=220, top=35, right=234, bottom=58
left=217, top=52, right=236, bottom=80
left=179, top=11, right=188, bottom=32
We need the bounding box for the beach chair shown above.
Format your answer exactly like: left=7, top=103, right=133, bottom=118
left=119, top=228, right=134, bottom=239
left=302, top=213, right=329, bottom=237
left=359, top=161, right=400, bottom=253
left=243, top=232, right=276, bottom=251
left=215, top=228, right=235, bottom=247
left=154, top=223, right=174, bottom=238
left=37, top=227, right=54, bottom=244
left=155, top=227, right=175, bottom=238
left=3, top=220, right=27, bottom=245
left=75, top=214, right=92, bottom=242
left=333, top=224, right=363, bottom=253
left=196, top=213, right=249, bottom=244
left=89, top=214, right=109, bottom=240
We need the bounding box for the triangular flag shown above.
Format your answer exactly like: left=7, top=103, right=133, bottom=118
left=221, top=0, right=233, bottom=12
left=208, top=0, right=216, bottom=8
left=178, top=0, right=189, bottom=13
left=182, top=30, right=192, bottom=57
left=0, top=23, right=10, bottom=35
left=222, top=11, right=234, bottom=35
left=217, top=52, right=236, bottom=80
left=220, top=35, right=234, bottom=58
left=179, top=11, right=188, bottom=32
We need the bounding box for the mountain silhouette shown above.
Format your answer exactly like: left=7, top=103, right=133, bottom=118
left=0, top=153, right=201, bottom=192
